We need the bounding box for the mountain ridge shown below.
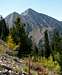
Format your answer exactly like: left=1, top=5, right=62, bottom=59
left=5, top=8, right=62, bottom=29
left=3, top=8, right=62, bottom=44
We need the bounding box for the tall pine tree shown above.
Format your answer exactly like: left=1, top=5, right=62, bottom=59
left=11, top=17, right=32, bottom=58
left=0, top=18, right=9, bottom=41
left=44, top=30, right=51, bottom=58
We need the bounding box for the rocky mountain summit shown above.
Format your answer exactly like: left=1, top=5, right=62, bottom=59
left=5, top=8, right=62, bottom=30
left=4, top=8, right=62, bottom=44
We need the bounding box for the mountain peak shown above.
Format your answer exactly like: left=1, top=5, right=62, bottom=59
left=5, top=8, right=62, bottom=44
left=26, top=8, right=34, bottom=12
left=12, top=12, right=19, bottom=15
left=21, top=8, right=38, bottom=16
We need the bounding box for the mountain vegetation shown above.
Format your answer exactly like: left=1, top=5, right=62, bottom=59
left=10, top=17, right=32, bottom=58
left=0, top=9, right=62, bottom=75
left=0, top=17, right=9, bottom=41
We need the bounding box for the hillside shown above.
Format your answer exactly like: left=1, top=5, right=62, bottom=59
left=0, top=8, right=62, bottom=75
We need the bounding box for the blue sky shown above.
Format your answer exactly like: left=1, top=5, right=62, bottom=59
left=0, top=0, right=62, bottom=20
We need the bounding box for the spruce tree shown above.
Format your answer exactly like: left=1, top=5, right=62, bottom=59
left=52, top=31, right=61, bottom=53
left=44, top=30, right=51, bottom=58
left=0, top=18, right=9, bottom=41
left=11, top=17, right=32, bottom=58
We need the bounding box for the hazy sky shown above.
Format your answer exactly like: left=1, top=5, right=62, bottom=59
left=0, top=0, right=62, bottom=21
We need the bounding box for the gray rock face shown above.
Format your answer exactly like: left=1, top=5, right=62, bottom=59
left=5, top=8, right=62, bottom=44
left=5, top=12, right=20, bottom=28
left=22, top=9, right=62, bottom=32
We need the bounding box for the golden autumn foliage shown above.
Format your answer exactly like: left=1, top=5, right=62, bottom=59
left=6, top=34, right=16, bottom=50
left=0, top=44, right=6, bottom=54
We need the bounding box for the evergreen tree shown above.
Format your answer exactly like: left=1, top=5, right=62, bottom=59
left=38, top=39, right=45, bottom=57
left=0, top=18, right=9, bottom=41
left=44, top=30, right=51, bottom=58
left=51, top=31, right=62, bottom=71
left=51, top=31, right=62, bottom=61
left=52, top=31, right=61, bottom=53
left=11, top=17, right=32, bottom=58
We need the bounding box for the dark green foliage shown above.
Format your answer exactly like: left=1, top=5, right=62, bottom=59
left=18, top=38, right=32, bottom=58
left=35, top=45, right=38, bottom=56
left=52, top=31, right=61, bottom=52
left=32, top=45, right=38, bottom=56
left=44, top=30, right=51, bottom=58
left=0, top=19, right=9, bottom=41
left=51, top=31, right=62, bottom=71
left=38, top=39, right=45, bottom=57
left=51, top=31, right=62, bottom=60
left=40, top=49, right=44, bottom=57
left=10, top=17, right=32, bottom=58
